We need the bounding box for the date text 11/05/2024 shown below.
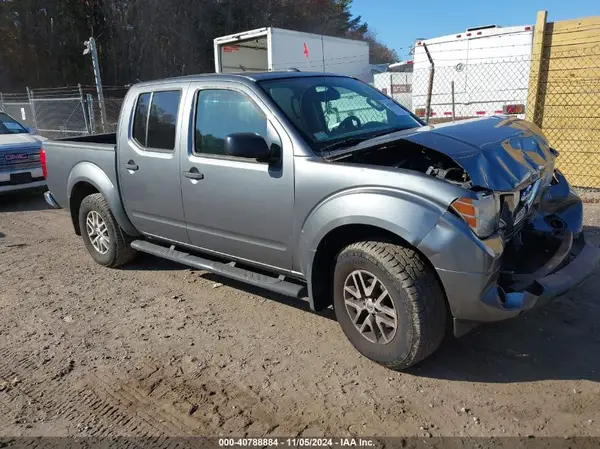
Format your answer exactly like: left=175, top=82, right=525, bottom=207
left=218, top=438, right=376, bottom=447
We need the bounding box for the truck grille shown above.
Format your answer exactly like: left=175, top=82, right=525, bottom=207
left=504, top=216, right=526, bottom=240
left=501, top=177, right=546, bottom=241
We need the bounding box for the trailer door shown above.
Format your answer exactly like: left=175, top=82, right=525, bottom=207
left=465, top=26, right=533, bottom=118
left=214, top=28, right=270, bottom=73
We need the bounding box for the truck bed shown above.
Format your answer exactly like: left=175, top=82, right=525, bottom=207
left=53, top=132, right=117, bottom=145
left=43, top=133, right=118, bottom=210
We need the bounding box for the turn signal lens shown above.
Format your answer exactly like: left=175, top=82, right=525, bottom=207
left=452, top=198, right=477, bottom=228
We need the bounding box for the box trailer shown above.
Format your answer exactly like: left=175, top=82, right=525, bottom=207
left=214, top=27, right=371, bottom=82
left=373, top=61, right=413, bottom=110
left=411, top=24, right=534, bottom=121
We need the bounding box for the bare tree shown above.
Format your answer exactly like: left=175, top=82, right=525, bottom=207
left=0, top=0, right=398, bottom=90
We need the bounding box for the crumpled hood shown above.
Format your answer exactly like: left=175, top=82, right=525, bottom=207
left=401, top=116, right=555, bottom=191
left=342, top=116, right=556, bottom=192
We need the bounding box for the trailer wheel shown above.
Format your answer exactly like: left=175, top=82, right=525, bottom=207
left=78, top=193, right=136, bottom=268
left=333, top=241, right=446, bottom=370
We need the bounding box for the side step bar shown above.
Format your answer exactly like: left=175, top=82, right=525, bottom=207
left=130, top=240, right=307, bottom=299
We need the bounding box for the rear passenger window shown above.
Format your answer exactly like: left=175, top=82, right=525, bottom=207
left=132, top=93, right=151, bottom=147
left=131, top=90, right=181, bottom=151
left=194, top=89, right=267, bottom=156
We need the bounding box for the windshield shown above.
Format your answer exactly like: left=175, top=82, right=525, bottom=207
left=0, top=112, right=28, bottom=135
left=257, top=76, right=421, bottom=152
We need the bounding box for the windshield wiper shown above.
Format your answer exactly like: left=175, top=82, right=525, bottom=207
left=368, top=126, right=416, bottom=139
left=319, top=136, right=371, bottom=154
left=319, top=127, right=416, bottom=158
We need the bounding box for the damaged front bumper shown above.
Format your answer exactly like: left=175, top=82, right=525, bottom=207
left=502, top=232, right=599, bottom=310
left=457, top=231, right=600, bottom=337
left=418, top=171, right=600, bottom=337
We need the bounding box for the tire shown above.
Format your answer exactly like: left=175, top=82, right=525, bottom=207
left=333, top=241, right=446, bottom=370
left=78, top=193, right=136, bottom=268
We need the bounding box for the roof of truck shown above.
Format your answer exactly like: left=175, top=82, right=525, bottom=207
left=134, top=71, right=347, bottom=87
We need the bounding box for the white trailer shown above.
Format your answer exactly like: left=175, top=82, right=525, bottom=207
left=411, top=24, right=534, bottom=121
left=214, top=27, right=371, bottom=82
left=373, top=61, right=414, bottom=110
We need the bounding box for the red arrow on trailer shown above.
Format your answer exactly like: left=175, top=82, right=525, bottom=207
left=303, top=42, right=309, bottom=59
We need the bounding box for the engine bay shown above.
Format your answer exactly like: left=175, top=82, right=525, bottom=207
left=332, top=141, right=473, bottom=189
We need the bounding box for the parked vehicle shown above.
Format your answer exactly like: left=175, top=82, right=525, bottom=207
left=214, top=27, right=372, bottom=81
left=412, top=24, right=534, bottom=120
left=0, top=111, right=47, bottom=194
left=41, top=72, right=599, bottom=369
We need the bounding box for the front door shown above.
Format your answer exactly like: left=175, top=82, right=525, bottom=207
left=118, top=87, right=189, bottom=243
left=180, top=84, right=294, bottom=270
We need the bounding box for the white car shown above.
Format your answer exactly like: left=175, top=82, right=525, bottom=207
left=0, top=111, right=47, bottom=194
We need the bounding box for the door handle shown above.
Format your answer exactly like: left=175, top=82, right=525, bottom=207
left=183, top=170, right=204, bottom=180
left=125, top=160, right=139, bottom=171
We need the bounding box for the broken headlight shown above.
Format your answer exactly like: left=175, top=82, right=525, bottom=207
left=451, top=191, right=501, bottom=239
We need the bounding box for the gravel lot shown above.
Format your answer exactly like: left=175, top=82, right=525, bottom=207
left=1, top=191, right=600, bottom=439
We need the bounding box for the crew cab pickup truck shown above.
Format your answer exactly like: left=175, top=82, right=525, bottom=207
left=41, top=72, right=600, bottom=370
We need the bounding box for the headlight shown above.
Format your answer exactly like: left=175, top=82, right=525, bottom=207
left=451, top=192, right=501, bottom=239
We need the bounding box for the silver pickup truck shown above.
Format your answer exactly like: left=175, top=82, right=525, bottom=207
left=42, top=71, right=600, bottom=370
left=0, top=111, right=47, bottom=194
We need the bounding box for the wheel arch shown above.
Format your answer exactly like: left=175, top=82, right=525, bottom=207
left=67, top=162, right=139, bottom=237
left=307, top=222, right=448, bottom=313
left=297, top=190, right=448, bottom=312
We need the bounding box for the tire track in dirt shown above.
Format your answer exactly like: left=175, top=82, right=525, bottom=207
left=0, top=348, right=213, bottom=444
left=0, top=345, right=284, bottom=443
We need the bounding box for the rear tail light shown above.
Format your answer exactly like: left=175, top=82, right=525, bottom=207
left=40, top=147, right=47, bottom=179
left=503, top=104, right=525, bottom=115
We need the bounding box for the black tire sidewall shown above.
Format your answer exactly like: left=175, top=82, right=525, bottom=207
left=334, top=250, right=415, bottom=365
left=78, top=197, right=117, bottom=266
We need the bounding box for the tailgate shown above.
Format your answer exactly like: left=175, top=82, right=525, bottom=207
left=0, top=145, right=41, bottom=172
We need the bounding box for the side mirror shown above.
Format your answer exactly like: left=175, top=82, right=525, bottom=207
left=26, top=127, right=36, bottom=134
left=224, top=133, right=271, bottom=162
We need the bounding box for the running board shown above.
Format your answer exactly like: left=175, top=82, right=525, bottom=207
left=130, top=240, right=307, bottom=299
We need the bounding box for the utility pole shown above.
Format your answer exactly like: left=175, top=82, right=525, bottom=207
left=83, top=37, right=107, bottom=132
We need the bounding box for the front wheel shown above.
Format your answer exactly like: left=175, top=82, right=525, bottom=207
left=333, top=241, right=447, bottom=370
left=78, top=193, right=136, bottom=268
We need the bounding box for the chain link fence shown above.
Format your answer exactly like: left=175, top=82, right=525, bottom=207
left=527, top=44, right=600, bottom=188
left=370, top=55, right=533, bottom=124
left=29, top=87, right=91, bottom=139
left=1, top=42, right=599, bottom=187
left=0, top=85, right=128, bottom=139
left=0, top=92, right=36, bottom=130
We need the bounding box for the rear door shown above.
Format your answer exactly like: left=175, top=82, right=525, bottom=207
left=118, top=86, right=189, bottom=243
left=179, top=81, right=295, bottom=270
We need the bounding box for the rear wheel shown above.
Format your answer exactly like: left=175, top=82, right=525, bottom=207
left=333, top=241, right=446, bottom=370
left=78, top=193, right=136, bottom=267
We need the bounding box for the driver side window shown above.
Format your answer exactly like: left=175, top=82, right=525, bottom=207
left=194, top=89, right=268, bottom=156
left=319, top=86, right=388, bottom=132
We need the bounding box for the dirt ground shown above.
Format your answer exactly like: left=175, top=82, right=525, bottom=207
left=1, top=191, right=600, bottom=439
